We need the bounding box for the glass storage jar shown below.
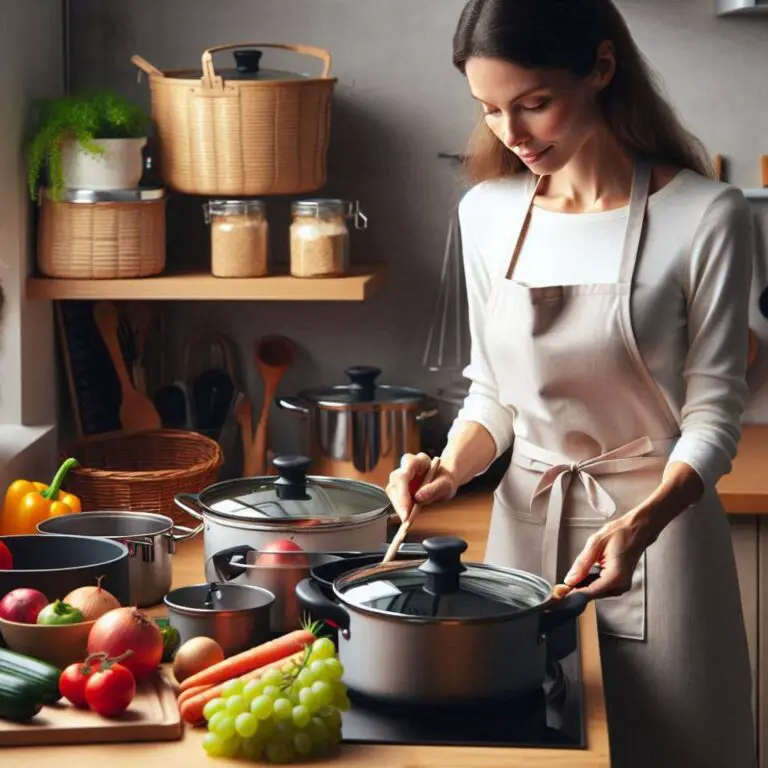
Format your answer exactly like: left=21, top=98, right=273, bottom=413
left=204, top=199, right=269, bottom=278
left=289, top=199, right=367, bottom=278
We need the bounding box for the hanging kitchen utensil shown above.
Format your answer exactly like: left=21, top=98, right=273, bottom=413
left=296, top=536, right=591, bottom=705
left=250, top=336, right=295, bottom=476
left=193, top=368, right=235, bottom=435
left=173, top=455, right=392, bottom=560
left=93, top=302, right=161, bottom=431
left=234, top=393, right=255, bottom=475
left=153, top=384, right=189, bottom=429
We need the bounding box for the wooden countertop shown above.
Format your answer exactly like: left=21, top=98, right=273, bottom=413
left=718, top=425, right=768, bottom=514
left=0, top=494, right=610, bottom=767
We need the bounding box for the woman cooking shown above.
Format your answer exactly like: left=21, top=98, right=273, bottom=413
left=387, top=1, right=756, bottom=766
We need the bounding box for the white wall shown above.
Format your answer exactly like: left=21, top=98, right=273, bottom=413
left=0, top=0, right=63, bottom=481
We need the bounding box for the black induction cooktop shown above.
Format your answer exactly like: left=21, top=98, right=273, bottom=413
left=340, top=644, right=585, bottom=750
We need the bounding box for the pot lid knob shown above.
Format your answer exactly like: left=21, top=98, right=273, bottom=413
left=234, top=49, right=263, bottom=74
left=345, top=366, right=380, bottom=401
left=418, top=536, right=467, bottom=595
left=272, top=455, right=312, bottom=501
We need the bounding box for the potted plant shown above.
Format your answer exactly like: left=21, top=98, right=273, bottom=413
left=27, top=90, right=151, bottom=201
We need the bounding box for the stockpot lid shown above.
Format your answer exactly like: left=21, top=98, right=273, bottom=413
left=296, top=366, right=429, bottom=409
left=178, top=48, right=313, bottom=82
left=335, top=537, right=554, bottom=621
left=192, top=455, right=391, bottom=527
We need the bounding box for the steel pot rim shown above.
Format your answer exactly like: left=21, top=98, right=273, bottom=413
left=36, top=510, right=202, bottom=543
left=330, top=560, right=558, bottom=626
left=0, top=533, right=129, bottom=573
left=164, top=583, right=275, bottom=618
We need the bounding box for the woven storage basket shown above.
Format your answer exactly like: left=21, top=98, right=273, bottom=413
left=37, top=189, right=166, bottom=279
left=61, top=429, right=223, bottom=527
left=131, top=43, right=336, bottom=197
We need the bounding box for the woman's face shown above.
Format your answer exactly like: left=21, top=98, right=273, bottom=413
left=464, top=46, right=614, bottom=173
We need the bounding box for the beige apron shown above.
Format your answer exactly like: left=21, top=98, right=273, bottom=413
left=483, top=161, right=756, bottom=767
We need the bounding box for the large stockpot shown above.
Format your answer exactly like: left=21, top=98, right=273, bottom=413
left=296, top=536, right=590, bottom=705
left=278, top=366, right=437, bottom=488
left=174, top=455, right=392, bottom=561
left=37, top=512, right=202, bottom=607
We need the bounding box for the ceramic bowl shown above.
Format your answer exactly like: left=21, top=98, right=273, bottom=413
left=0, top=615, right=97, bottom=669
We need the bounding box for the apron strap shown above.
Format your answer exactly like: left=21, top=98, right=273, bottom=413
left=505, top=173, right=545, bottom=280
left=618, top=160, right=652, bottom=285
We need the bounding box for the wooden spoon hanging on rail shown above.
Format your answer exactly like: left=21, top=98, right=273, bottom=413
left=247, top=335, right=295, bottom=476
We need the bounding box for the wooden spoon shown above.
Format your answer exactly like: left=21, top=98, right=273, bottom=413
left=249, top=336, right=295, bottom=476
left=383, top=457, right=442, bottom=563
left=234, top=394, right=254, bottom=476
left=93, top=302, right=161, bottom=431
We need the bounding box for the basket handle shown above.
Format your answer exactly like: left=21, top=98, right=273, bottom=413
left=201, top=43, right=332, bottom=89
left=131, top=54, right=165, bottom=78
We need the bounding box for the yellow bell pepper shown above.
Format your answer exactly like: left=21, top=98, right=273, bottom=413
left=1, top=458, right=82, bottom=535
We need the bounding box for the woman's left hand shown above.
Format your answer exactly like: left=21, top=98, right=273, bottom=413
left=563, top=512, right=653, bottom=599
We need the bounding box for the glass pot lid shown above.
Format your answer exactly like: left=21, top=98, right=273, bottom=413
left=164, top=582, right=273, bottom=614
left=196, top=455, right=391, bottom=526
left=181, top=49, right=312, bottom=82
left=335, top=537, right=554, bottom=621
left=296, top=366, right=429, bottom=409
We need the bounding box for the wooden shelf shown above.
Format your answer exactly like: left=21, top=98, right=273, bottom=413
left=25, top=264, right=386, bottom=302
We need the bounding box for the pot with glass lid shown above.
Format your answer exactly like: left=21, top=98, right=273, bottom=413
left=277, top=366, right=438, bottom=488
left=173, top=454, right=392, bottom=560
left=295, top=536, right=591, bottom=705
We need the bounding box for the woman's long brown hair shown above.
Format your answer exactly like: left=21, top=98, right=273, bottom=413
left=452, top=0, right=713, bottom=184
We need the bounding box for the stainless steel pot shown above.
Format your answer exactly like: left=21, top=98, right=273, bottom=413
left=174, top=455, right=392, bottom=561
left=296, top=536, right=590, bottom=705
left=37, top=511, right=202, bottom=608
left=278, top=366, right=437, bottom=488
left=164, top=581, right=274, bottom=657
left=205, top=545, right=343, bottom=634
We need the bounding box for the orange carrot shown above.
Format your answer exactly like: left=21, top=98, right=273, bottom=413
left=178, top=628, right=316, bottom=693
left=179, top=651, right=305, bottom=725
left=177, top=683, right=212, bottom=707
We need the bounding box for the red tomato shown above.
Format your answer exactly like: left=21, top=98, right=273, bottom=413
left=0, top=541, right=13, bottom=570
left=59, top=658, right=102, bottom=709
left=84, top=662, right=135, bottom=717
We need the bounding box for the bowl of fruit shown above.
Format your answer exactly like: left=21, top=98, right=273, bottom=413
left=0, top=580, right=122, bottom=669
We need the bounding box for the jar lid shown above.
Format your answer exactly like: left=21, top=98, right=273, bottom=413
left=181, top=49, right=314, bottom=82
left=291, top=199, right=347, bottom=218
left=205, top=199, right=266, bottom=215
left=163, top=582, right=274, bottom=615
left=336, top=537, right=553, bottom=621
left=296, top=366, right=429, bottom=408
left=42, top=187, right=166, bottom=204
left=193, top=455, right=391, bottom=527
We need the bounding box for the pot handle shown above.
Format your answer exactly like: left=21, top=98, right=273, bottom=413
left=169, top=523, right=204, bottom=542
left=208, top=545, right=257, bottom=582
left=539, top=566, right=601, bottom=636
left=276, top=397, right=309, bottom=416
left=415, top=404, right=438, bottom=422
left=295, top=578, right=351, bottom=637
left=174, top=493, right=205, bottom=522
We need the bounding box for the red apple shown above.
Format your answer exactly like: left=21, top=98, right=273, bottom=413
left=0, top=542, right=12, bottom=571
left=0, top=588, right=49, bottom=624
left=256, top=538, right=309, bottom=568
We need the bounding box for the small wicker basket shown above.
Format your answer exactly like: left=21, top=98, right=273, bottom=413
left=62, top=429, right=223, bottom=527
left=37, top=188, right=166, bottom=279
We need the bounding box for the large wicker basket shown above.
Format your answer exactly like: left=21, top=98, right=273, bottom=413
left=61, top=429, right=223, bottom=527
left=37, top=189, right=166, bottom=279
left=131, top=43, right=336, bottom=197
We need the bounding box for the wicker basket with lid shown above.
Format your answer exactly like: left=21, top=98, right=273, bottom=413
left=131, top=43, right=336, bottom=197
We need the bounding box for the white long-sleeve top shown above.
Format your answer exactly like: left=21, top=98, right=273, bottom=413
left=451, top=169, right=755, bottom=490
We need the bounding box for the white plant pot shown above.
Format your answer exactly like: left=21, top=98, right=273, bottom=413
left=61, top=137, right=147, bottom=191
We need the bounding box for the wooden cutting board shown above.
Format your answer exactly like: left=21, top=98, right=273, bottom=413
left=0, top=668, right=182, bottom=747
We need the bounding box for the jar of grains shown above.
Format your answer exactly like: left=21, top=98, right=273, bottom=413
left=204, top=199, right=269, bottom=278
left=289, top=199, right=368, bottom=278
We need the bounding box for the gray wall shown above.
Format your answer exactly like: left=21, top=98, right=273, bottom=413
left=66, top=0, right=768, bottom=456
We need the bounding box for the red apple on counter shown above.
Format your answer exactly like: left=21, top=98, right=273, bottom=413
left=0, top=588, right=49, bottom=624
left=0, top=541, right=12, bottom=570
left=256, top=538, right=309, bottom=568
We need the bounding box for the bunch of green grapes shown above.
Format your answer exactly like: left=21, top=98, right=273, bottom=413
left=201, top=636, right=350, bottom=763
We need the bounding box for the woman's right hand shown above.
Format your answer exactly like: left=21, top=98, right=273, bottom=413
left=386, top=452, right=459, bottom=524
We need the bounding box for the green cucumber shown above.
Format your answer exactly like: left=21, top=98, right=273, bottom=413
left=0, top=671, right=44, bottom=722
left=0, top=648, right=61, bottom=704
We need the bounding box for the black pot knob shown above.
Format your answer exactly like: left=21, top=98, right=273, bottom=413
left=233, top=49, right=263, bottom=74
left=273, top=455, right=311, bottom=501
left=418, top=536, right=467, bottom=595
left=345, top=366, right=380, bottom=400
